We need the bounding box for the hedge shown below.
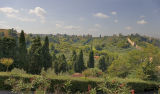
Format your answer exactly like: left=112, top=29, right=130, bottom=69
left=0, top=74, right=159, bottom=93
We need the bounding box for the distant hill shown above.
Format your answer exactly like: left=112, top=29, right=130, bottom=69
left=1, top=28, right=160, bottom=53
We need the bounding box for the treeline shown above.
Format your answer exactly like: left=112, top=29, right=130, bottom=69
left=0, top=31, right=107, bottom=75
left=0, top=30, right=52, bottom=74
left=0, top=30, right=160, bottom=81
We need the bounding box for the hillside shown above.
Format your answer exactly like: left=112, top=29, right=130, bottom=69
left=0, top=29, right=158, bottom=65
left=0, top=30, right=160, bottom=93
left=1, top=29, right=160, bottom=55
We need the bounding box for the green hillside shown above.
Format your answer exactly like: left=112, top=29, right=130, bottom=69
left=0, top=30, right=160, bottom=93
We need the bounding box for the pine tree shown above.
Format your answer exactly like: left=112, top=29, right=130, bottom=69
left=98, top=55, right=106, bottom=72
left=75, top=50, right=85, bottom=73
left=42, top=36, right=52, bottom=70
left=29, top=37, right=43, bottom=74
left=87, top=50, right=94, bottom=68
left=18, top=30, right=27, bottom=69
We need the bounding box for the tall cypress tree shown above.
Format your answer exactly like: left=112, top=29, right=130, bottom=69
left=74, top=50, right=85, bottom=73
left=53, top=54, right=67, bottom=74
left=29, top=37, right=43, bottom=74
left=18, top=30, right=27, bottom=69
left=72, top=50, right=77, bottom=61
left=98, top=55, right=106, bottom=72
left=68, top=50, right=77, bottom=71
left=87, top=50, right=94, bottom=68
left=52, top=52, right=57, bottom=62
left=58, top=54, right=67, bottom=73
left=52, top=52, right=58, bottom=74
left=42, top=36, right=52, bottom=70
left=71, top=50, right=77, bottom=71
left=53, top=59, right=59, bottom=74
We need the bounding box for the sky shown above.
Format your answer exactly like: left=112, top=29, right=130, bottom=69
left=0, top=0, right=160, bottom=37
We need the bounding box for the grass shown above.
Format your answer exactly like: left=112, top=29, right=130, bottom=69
left=0, top=72, right=159, bottom=84
left=0, top=72, right=104, bottom=82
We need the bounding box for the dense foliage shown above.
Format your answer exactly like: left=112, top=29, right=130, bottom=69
left=0, top=29, right=160, bottom=83
left=0, top=71, right=159, bottom=93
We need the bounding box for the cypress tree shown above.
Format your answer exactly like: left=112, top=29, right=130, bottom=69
left=87, top=50, right=94, bottom=68
left=53, top=54, right=67, bottom=74
left=58, top=54, right=67, bottom=73
left=52, top=52, right=57, bottom=62
left=72, top=50, right=77, bottom=62
left=53, top=59, right=59, bottom=74
left=75, top=50, right=85, bottom=73
left=52, top=52, right=58, bottom=74
left=1, top=37, right=17, bottom=71
left=18, top=30, right=27, bottom=69
left=42, top=36, right=52, bottom=70
left=68, top=50, right=77, bottom=71
left=71, top=50, right=77, bottom=71
left=29, top=37, right=43, bottom=74
left=98, top=55, right=106, bottom=72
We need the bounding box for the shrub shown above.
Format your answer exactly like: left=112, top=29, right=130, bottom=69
left=107, top=57, right=131, bottom=78
left=63, top=80, right=72, bottom=94
left=98, top=78, right=131, bottom=94
left=82, top=68, right=103, bottom=77
left=5, top=76, right=32, bottom=93
left=89, top=88, right=96, bottom=94
left=46, top=68, right=56, bottom=76
left=11, top=68, right=27, bottom=75
left=128, top=59, right=158, bottom=81
left=5, top=70, right=51, bottom=94
left=95, top=45, right=102, bottom=51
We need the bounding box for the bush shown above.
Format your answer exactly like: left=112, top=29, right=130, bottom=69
left=98, top=78, right=131, bottom=94
left=11, top=68, right=27, bottom=75
left=128, top=59, right=158, bottom=81
left=82, top=68, right=103, bottom=77
left=107, top=57, right=131, bottom=78
left=95, top=45, right=102, bottom=51
left=46, top=68, right=56, bottom=76
left=5, top=71, right=51, bottom=94
left=5, top=76, right=32, bottom=93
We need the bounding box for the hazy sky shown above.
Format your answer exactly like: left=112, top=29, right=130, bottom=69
left=0, top=0, right=160, bottom=37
